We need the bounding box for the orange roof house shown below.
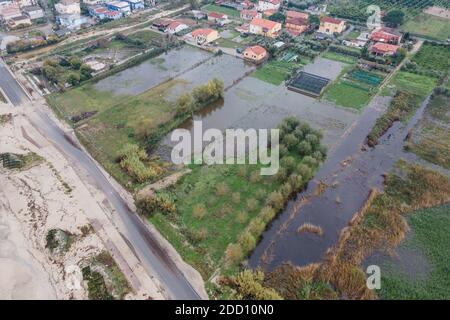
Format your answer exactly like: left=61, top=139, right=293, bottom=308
left=240, top=9, right=261, bottom=21
left=318, top=16, right=346, bottom=35
left=243, top=45, right=268, bottom=63
left=369, top=43, right=400, bottom=56
left=286, top=10, right=309, bottom=20
left=370, top=27, right=402, bottom=44
left=190, top=28, right=220, bottom=44
left=207, top=11, right=227, bottom=21
left=285, top=17, right=309, bottom=36
left=249, top=17, right=281, bottom=38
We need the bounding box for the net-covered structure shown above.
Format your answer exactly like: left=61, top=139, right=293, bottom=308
left=288, top=72, right=330, bottom=97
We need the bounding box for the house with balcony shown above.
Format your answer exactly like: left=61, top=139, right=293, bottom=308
left=190, top=28, right=219, bottom=45
left=257, top=0, right=280, bottom=12
left=124, top=0, right=144, bottom=11
left=107, top=1, right=130, bottom=15
left=55, top=0, right=81, bottom=15
left=22, top=5, right=44, bottom=20
left=243, top=45, right=267, bottom=64
left=370, top=27, right=402, bottom=44
left=249, top=17, right=281, bottom=38
left=318, top=16, right=346, bottom=35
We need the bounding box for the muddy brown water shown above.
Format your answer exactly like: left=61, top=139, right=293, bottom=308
left=248, top=95, right=432, bottom=270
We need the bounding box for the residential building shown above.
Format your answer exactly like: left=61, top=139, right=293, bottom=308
left=369, top=42, right=399, bottom=56
left=17, top=0, right=36, bottom=6
left=207, top=11, right=227, bottom=22
left=318, top=16, right=346, bottom=35
left=167, top=21, right=188, bottom=34
left=22, top=5, right=44, bottom=20
left=286, top=10, right=309, bottom=20
left=152, top=18, right=171, bottom=31
left=90, top=6, right=121, bottom=20
left=56, top=13, right=88, bottom=29
left=124, top=0, right=143, bottom=11
left=190, top=9, right=206, bottom=20
left=240, top=0, right=254, bottom=10
left=370, top=27, right=402, bottom=44
left=285, top=17, right=309, bottom=36
left=249, top=17, right=281, bottom=38
left=0, top=0, right=13, bottom=7
left=55, top=0, right=81, bottom=15
left=0, top=3, right=20, bottom=20
left=243, top=45, right=267, bottom=63
left=9, top=14, right=31, bottom=27
left=104, top=9, right=121, bottom=19
left=190, top=28, right=219, bottom=45
left=262, top=9, right=277, bottom=17
left=107, top=1, right=130, bottom=15
left=240, top=9, right=260, bottom=21
left=257, top=0, right=280, bottom=12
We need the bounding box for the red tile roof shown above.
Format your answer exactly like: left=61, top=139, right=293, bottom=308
left=240, top=9, right=258, bottom=17
left=245, top=45, right=267, bottom=56
left=191, top=28, right=216, bottom=37
left=250, top=17, right=280, bottom=29
left=286, top=10, right=309, bottom=19
left=320, top=16, right=344, bottom=25
left=370, top=43, right=399, bottom=54
left=168, top=21, right=182, bottom=29
left=208, top=12, right=225, bottom=19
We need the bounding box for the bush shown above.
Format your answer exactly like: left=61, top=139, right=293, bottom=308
left=225, top=243, right=244, bottom=264
left=118, top=143, right=161, bottom=183
left=192, top=203, right=207, bottom=219
left=215, top=182, right=229, bottom=196
left=267, top=191, right=285, bottom=210
left=246, top=198, right=259, bottom=212
left=136, top=194, right=176, bottom=216
left=239, top=232, right=256, bottom=252
left=236, top=211, right=248, bottom=224
left=230, top=270, right=283, bottom=300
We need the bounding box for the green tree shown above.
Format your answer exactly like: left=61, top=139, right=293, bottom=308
left=382, top=9, right=405, bottom=27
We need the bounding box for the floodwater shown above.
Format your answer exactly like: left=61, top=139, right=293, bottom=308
left=93, top=45, right=212, bottom=96
left=249, top=95, right=432, bottom=270
left=156, top=56, right=355, bottom=159
left=302, top=57, right=347, bottom=80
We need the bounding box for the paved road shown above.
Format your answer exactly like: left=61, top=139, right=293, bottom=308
left=0, top=62, right=27, bottom=106
left=0, top=65, right=201, bottom=300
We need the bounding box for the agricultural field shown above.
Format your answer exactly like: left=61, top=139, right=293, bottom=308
left=202, top=4, right=241, bottom=18
left=404, top=42, right=450, bottom=79
left=321, top=51, right=359, bottom=65
left=402, top=12, right=450, bottom=41
left=385, top=71, right=437, bottom=98
left=406, top=90, right=450, bottom=169
left=251, top=61, right=298, bottom=86
left=323, top=68, right=386, bottom=110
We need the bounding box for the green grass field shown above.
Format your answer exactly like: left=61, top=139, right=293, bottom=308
left=407, top=93, right=450, bottom=169
left=251, top=61, right=296, bottom=86
left=402, top=13, right=450, bottom=42
left=321, top=51, right=358, bottom=65
left=410, top=42, right=450, bottom=76
left=323, top=80, right=372, bottom=110
left=202, top=4, right=241, bottom=18
left=128, top=29, right=163, bottom=43
left=379, top=203, right=450, bottom=299
left=389, top=72, right=437, bottom=98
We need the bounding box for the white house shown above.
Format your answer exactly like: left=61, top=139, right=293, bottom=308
left=167, top=21, right=188, bottom=34
left=107, top=1, right=130, bottom=15
left=55, top=0, right=81, bottom=15
left=22, top=5, right=44, bottom=20
left=124, top=0, right=143, bottom=11
left=56, top=13, right=88, bottom=29
left=257, top=0, right=280, bottom=12
left=16, top=0, right=37, bottom=7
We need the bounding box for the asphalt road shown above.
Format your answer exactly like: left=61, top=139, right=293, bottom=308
left=0, top=62, right=27, bottom=106
left=0, top=64, right=201, bottom=300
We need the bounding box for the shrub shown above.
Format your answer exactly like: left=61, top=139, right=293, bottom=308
left=260, top=206, right=276, bottom=224
left=136, top=194, right=176, bottom=216
left=236, top=211, right=248, bottom=224
left=215, top=182, right=229, bottom=196
left=232, top=192, right=241, bottom=204
left=192, top=203, right=206, bottom=219
left=267, top=191, right=284, bottom=210
left=225, top=243, right=244, bottom=264
left=239, top=232, right=256, bottom=252
left=230, top=270, right=283, bottom=300
left=246, top=198, right=259, bottom=212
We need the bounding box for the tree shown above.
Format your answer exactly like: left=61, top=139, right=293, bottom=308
left=231, top=270, right=283, bottom=300
left=69, top=56, right=82, bottom=70
left=67, top=72, right=80, bottom=86
left=382, top=9, right=405, bottom=27
left=308, top=15, right=320, bottom=27
left=269, top=12, right=286, bottom=23
left=175, top=92, right=194, bottom=116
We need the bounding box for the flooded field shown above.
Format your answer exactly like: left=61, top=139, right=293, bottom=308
left=93, top=46, right=212, bottom=96
left=249, top=95, right=431, bottom=270
left=156, top=56, right=357, bottom=158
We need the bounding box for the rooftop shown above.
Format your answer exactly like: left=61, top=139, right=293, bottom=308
left=191, top=28, right=216, bottom=37
left=320, top=16, right=344, bottom=25
left=250, top=17, right=280, bottom=29
left=245, top=45, right=267, bottom=55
